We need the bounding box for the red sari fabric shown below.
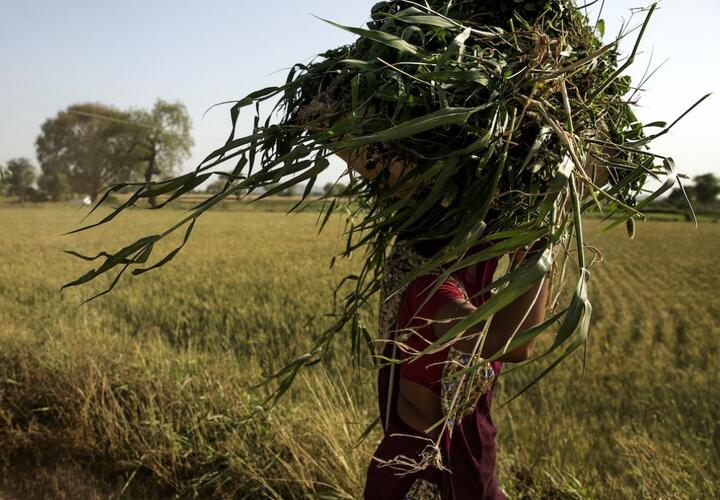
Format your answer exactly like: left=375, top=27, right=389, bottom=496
left=364, top=257, right=505, bottom=500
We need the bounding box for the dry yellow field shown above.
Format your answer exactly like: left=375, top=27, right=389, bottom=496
left=0, top=204, right=717, bottom=498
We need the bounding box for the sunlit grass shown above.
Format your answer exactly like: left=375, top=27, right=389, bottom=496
left=0, top=205, right=717, bottom=498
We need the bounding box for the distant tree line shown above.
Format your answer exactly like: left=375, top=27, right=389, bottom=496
left=323, top=182, right=348, bottom=197
left=204, top=179, right=294, bottom=197
left=665, top=173, right=720, bottom=207
left=0, top=99, right=192, bottom=204
left=4, top=105, right=716, bottom=210
left=204, top=180, right=349, bottom=198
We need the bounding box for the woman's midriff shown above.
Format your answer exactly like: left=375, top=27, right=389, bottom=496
left=397, top=377, right=444, bottom=440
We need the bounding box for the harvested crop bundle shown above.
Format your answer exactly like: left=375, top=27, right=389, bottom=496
left=66, top=0, right=704, bottom=411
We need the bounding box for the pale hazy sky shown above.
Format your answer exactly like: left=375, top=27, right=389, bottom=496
left=1, top=1, right=718, bottom=187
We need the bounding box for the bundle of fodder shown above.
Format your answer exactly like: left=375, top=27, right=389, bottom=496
left=67, top=0, right=704, bottom=402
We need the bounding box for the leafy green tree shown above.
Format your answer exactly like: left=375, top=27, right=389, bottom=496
left=667, top=172, right=720, bottom=207
left=2, top=158, right=37, bottom=203
left=666, top=187, right=688, bottom=205
left=35, top=104, right=139, bottom=201
left=206, top=179, right=227, bottom=195
left=37, top=170, right=72, bottom=201
left=206, top=178, right=246, bottom=200
left=692, top=173, right=719, bottom=204
left=126, top=100, right=193, bottom=207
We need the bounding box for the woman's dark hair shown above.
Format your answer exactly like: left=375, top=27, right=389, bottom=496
left=397, top=204, right=503, bottom=259
left=411, top=237, right=453, bottom=259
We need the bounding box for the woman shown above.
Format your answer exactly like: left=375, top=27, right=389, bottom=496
left=363, top=236, right=550, bottom=499
left=296, top=31, right=552, bottom=499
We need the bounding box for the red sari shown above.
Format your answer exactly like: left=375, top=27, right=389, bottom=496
left=364, top=242, right=505, bottom=500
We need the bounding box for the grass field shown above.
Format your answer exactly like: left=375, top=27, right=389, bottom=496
left=0, top=203, right=718, bottom=499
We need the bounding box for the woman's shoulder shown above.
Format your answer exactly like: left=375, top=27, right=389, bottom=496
left=403, top=273, right=468, bottom=315
left=405, top=256, right=501, bottom=310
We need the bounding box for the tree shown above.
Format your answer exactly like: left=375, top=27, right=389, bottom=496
left=35, top=101, right=192, bottom=204
left=2, top=158, right=37, bottom=203
left=323, top=181, right=348, bottom=196
left=206, top=178, right=246, bottom=200
left=279, top=185, right=296, bottom=197
left=126, top=100, right=193, bottom=207
left=206, top=179, right=227, bottom=195
left=666, top=187, right=686, bottom=206
left=35, top=103, right=140, bottom=201
left=37, top=170, right=72, bottom=201
left=692, top=173, right=719, bottom=204
left=667, top=172, right=720, bottom=207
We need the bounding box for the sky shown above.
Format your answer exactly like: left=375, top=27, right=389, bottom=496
left=1, top=0, right=719, bottom=188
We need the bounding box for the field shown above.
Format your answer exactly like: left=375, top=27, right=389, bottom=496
left=0, top=203, right=718, bottom=499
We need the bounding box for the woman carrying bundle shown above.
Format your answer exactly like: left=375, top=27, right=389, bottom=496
left=337, top=148, right=551, bottom=499
left=288, top=0, right=637, bottom=494
left=364, top=236, right=549, bottom=499
left=305, top=2, right=617, bottom=492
